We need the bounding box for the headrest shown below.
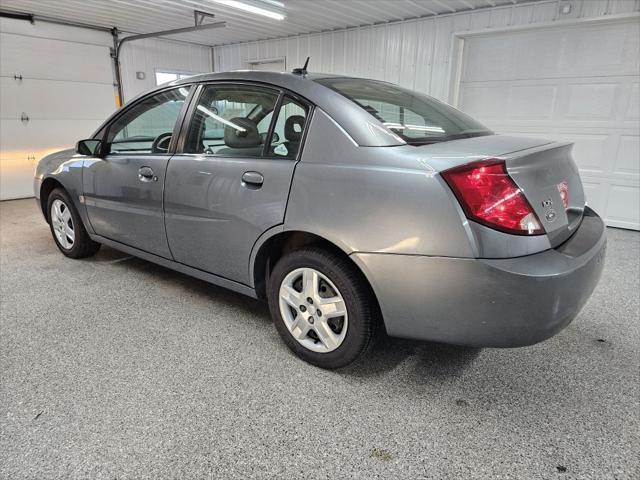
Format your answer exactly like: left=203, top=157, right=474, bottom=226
left=284, top=115, right=305, bottom=142
left=224, top=117, right=261, bottom=149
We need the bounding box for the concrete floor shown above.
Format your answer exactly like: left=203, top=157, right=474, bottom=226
left=0, top=198, right=638, bottom=479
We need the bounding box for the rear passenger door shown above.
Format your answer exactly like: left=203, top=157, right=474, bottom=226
left=164, top=83, right=311, bottom=285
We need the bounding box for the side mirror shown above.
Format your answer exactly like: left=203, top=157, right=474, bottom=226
left=76, top=139, right=102, bottom=156
left=271, top=132, right=280, bottom=143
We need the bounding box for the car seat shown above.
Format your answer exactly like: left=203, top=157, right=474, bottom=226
left=281, top=115, right=305, bottom=158
left=217, top=117, right=263, bottom=157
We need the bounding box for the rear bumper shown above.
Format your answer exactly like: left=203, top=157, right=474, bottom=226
left=352, top=208, right=606, bottom=347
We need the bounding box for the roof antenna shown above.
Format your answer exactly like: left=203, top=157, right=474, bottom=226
left=292, top=57, right=310, bottom=75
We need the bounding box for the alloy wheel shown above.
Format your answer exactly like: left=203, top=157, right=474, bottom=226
left=50, top=199, right=75, bottom=250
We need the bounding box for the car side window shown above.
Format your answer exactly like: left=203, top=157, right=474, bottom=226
left=184, top=84, right=278, bottom=157
left=267, top=96, right=309, bottom=159
left=106, top=87, right=190, bottom=155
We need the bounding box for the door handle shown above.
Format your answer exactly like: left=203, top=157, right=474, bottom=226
left=138, top=166, right=157, bottom=182
left=241, top=171, right=264, bottom=189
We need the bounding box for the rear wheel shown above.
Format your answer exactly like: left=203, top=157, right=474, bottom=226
left=47, top=188, right=100, bottom=258
left=268, top=247, right=378, bottom=369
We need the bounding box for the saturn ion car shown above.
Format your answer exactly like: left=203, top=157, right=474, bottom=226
left=35, top=71, right=606, bottom=369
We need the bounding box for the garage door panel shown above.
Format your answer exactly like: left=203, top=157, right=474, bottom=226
left=462, top=21, right=640, bottom=82
left=615, top=136, right=640, bottom=175
left=458, top=85, right=503, bottom=119
left=625, top=83, right=639, bottom=120
left=561, top=24, right=628, bottom=71
left=557, top=133, right=610, bottom=174
left=1, top=119, right=103, bottom=158
left=0, top=33, right=112, bottom=83
left=565, top=83, right=619, bottom=120
left=512, top=32, right=563, bottom=79
left=0, top=157, right=38, bottom=200
left=459, top=19, right=640, bottom=229
left=0, top=78, right=115, bottom=120
left=461, top=77, right=632, bottom=127
left=463, top=37, right=514, bottom=82
left=582, top=181, right=605, bottom=213
left=604, top=185, right=640, bottom=228
left=508, top=85, right=556, bottom=119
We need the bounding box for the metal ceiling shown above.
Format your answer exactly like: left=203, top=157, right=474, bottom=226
left=0, top=0, right=536, bottom=46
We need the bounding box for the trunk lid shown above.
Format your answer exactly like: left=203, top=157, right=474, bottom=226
left=505, top=141, right=585, bottom=247
left=420, top=135, right=585, bottom=247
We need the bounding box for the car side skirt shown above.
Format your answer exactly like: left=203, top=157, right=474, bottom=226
left=90, top=234, right=258, bottom=299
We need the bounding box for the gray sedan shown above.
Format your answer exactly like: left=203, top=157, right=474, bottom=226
left=34, top=71, right=606, bottom=369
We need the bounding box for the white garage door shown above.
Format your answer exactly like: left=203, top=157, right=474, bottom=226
left=0, top=28, right=116, bottom=200
left=458, top=19, right=640, bottom=230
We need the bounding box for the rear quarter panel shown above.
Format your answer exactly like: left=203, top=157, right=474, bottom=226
left=285, top=109, right=474, bottom=258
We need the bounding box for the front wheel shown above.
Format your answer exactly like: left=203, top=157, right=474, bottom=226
left=47, top=188, right=100, bottom=258
left=268, top=247, right=378, bottom=369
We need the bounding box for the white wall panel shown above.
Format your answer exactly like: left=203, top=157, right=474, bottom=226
left=119, top=37, right=212, bottom=102
left=213, top=0, right=639, bottom=103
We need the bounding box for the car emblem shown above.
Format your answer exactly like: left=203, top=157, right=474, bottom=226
left=541, top=198, right=553, bottom=208
left=545, top=209, right=557, bottom=222
left=557, top=181, right=569, bottom=209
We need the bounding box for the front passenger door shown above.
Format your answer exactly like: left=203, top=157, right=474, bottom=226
left=83, top=87, right=191, bottom=258
left=164, top=84, right=311, bottom=284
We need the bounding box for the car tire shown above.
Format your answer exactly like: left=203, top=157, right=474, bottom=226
left=268, top=247, right=378, bottom=369
left=47, top=188, right=101, bottom=259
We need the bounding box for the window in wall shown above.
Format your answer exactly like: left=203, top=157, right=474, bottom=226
left=106, top=87, right=190, bottom=154
left=184, top=84, right=279, bottom=157
left=155, top=71, right=195, bottom=86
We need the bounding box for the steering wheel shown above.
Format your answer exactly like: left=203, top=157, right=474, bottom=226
left=151, top=132, right=172, bottom=153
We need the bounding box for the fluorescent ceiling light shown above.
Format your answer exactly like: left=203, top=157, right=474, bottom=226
left=212, top=0, right=285, bottom=20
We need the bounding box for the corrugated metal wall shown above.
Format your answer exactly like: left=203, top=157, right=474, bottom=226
left=120, top=38, right=212, bottom=101
left=213, top=0, right=640, bottom=102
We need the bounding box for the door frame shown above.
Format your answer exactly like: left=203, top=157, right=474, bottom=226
left=94, top=84, right=197, bottom=155
left=173, top=80, right=315, bottom=161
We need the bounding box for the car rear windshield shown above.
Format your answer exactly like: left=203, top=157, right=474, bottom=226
left=315, top=77, right=493, bottom=145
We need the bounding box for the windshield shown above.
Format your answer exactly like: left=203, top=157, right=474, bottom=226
left=315, top=77, right=493, bottom=145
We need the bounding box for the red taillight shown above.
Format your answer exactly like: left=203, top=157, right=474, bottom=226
left=441, top=159, right=544, bottom=236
